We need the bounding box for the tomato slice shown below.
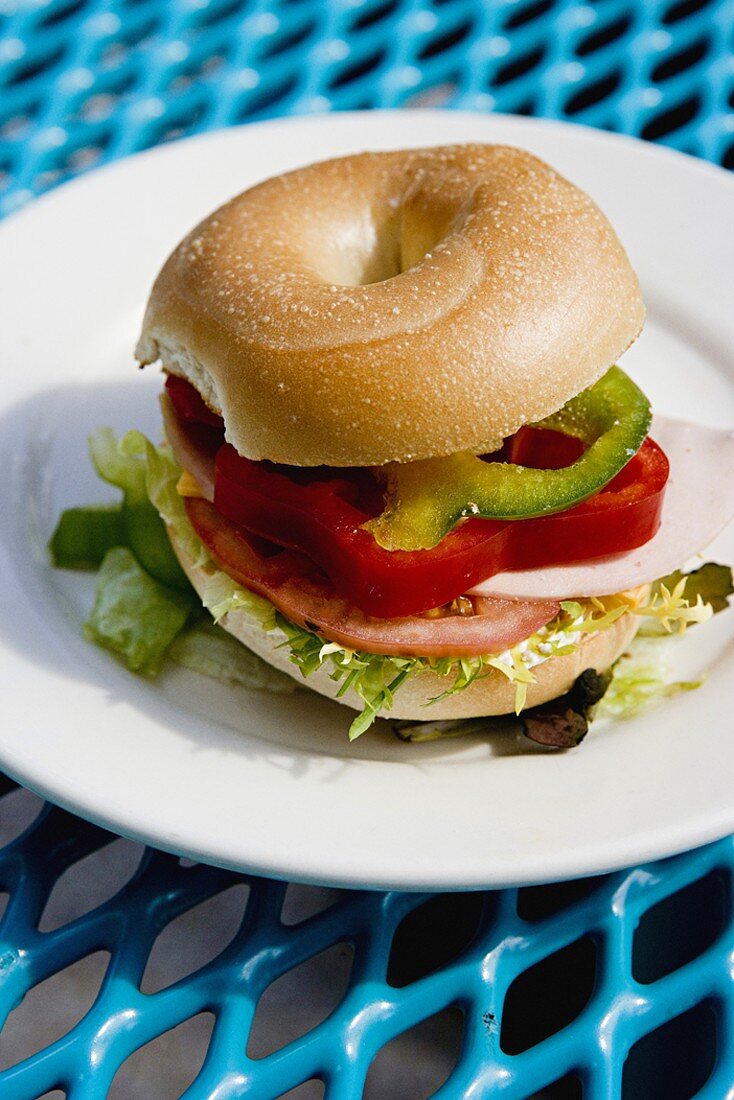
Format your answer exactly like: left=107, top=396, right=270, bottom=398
left=166, top=377, right=669, bottom=619
left=213, top=440, right=668, bottom=617
left=184, top=498, right=560, bottom=657
left=165, top=373, right=223, bottom=428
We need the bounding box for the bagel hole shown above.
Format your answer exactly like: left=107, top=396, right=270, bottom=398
left=329, top=207, right=453, bottom=287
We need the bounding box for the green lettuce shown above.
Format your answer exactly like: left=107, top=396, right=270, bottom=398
left=59, top=428, right=731, bottom=742
left=597, top=637, right=703, bottom=718
left=49, top=504, right=126, bottom=569
left=122, top=427, right=728, bottom=739
left=58, top=430, right=290, bottom=692
left=88, top=427, right=191, bottom=593
left=168, top=621, right=295, bottom=694
left=195, top=571, right=641, bottom=741
left=85, top=546, right=195, bottom=675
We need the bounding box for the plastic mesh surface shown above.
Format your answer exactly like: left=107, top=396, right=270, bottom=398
left=0, top=776, right=732, bottom=1099
left=2, top=1, right=734, bottom=1096
left=1, top=0, right=733, bottom=215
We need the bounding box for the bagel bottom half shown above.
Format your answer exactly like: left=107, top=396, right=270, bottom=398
left=171, top=530, right=640, bottom=721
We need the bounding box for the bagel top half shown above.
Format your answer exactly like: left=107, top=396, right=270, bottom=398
left=136, top=144, right=644, bottom=467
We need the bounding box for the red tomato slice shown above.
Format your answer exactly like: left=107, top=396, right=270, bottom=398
left=185, top=498, right=560, bottom=657
left=166, top=377, right=669, bottom=619
left=165, top=373, right=223, bottom=428
left=213, top=441, right=668, bottom=617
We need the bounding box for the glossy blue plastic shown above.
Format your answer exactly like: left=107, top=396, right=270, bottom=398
left=0, top=781, right=732, bottom=1098
left=1, top=1, right=733, bottom=1096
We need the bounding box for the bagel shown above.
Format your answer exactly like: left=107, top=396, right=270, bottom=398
left=170, top=525, right=642, bottom=720
left=137, top=144, right=644, bottom=466
left=130, top=142, right=667, bottom=740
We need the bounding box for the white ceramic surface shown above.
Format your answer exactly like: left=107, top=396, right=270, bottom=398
left=0, top=111, right=732, bottom=890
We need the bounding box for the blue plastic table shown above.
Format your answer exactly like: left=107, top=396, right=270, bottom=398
left=1, top=2, right=733, bottom=1096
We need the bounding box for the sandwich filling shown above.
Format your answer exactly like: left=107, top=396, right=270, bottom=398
left=49, top=371, right=733, bottom=742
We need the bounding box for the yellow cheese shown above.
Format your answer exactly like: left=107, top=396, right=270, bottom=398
left=176, top=470, right=205, bottom=499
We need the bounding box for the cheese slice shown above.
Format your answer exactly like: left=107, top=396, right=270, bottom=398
left=176, top=469, right=206, bottom=499
left=469, top=416, right=734, bottom=601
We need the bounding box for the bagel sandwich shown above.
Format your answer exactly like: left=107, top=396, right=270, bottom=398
left=52, top=145, right=734, bottom=745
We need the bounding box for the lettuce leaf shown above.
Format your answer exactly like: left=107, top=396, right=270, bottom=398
left=49, top=504, right=126, bottom=569
left=69, top=429, right=731, bottom=741
left=596, top=637, right=703, bottom=718
left=88, top=428, right=192, bottom=593
left=168, top=621, right=296, bottom=694
left=84, top=547, right=196, bottom=675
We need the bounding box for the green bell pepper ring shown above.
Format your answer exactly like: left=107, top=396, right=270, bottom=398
left=366, top=366, right=652, bottom=552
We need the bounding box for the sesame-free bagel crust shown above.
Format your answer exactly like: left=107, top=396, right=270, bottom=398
left=137, top=145, right=644, bottom=466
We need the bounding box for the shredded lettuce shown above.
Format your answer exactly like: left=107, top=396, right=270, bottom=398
left=655, top=562, right=733, bottom=615
left=597, top=637, right=703, bottom=718
left=186, top=566, right=645, bottom=740
left=71, top=429, right=730, bottom=741
left=634, top=578, right=713, bottom=635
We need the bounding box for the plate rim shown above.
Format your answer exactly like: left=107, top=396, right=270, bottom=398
left=1, top=108, right=733, bottom=890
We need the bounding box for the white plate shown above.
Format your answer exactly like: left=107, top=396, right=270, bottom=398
left=1, top=111, right=733, bottom=891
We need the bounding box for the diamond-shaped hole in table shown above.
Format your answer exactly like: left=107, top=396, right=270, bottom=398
left=38, top=0, right=85, bottom=31
left=387, top=893, right=486, bottom=988
left=189, top=0, right=243, bottom=32
left=576, top=14, right=633, bottom=57
left=363, top=1005, right=464, bottom=1100
left=280, top=882, right=340, bottom=926
left=641, top=95, right=702, bottom=141
left=328, top=50, right=387, bottom=92
left=108, top=1011, right=215, bottom=1100
left=0, top=786, right=44, bottom=848
left=527, top=1075, right=583, bottom=1100
left=38, top=838, right=145, bottom=933
left=7, top=46, right=67, bottom=89
left=145, top=103, right=209, bottom=148
left=257, top=19, right=317, bottom=62
left=349, top=0, right=399, bottom=34
left=417, top=18, right=475, bottom=63
left=503, top=0, right=554, bottom=31
left=500, top=935, right=597, bottom=1055
left=565, top=71, right=623, bottom=115
left=247, top=941, right=354, bottom=1059
left=237, top=75, right=299, bottom=120
left=517, top=874, right=607, bottom=922
left=663, top=0, right=713, bottom=25
left=116, top=15, right=158, bottom=50
left=652, top=37, right=710, bottom=82
left=141, top=881, right=250, bottom=994
left=0, top=950, right=110, bottom=1071
left=279, top=1082, right=325, bottom=1100
left=491, top=46, right=547, bottom=89
left=632, top=867, right=729, bottom=984
left=621, top=998, right=718, bottom=1098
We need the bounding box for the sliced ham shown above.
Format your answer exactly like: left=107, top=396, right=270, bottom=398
left=185, top=498, right=559, bottom=658
left=161, top=392, right=218, bottom=501
left=470, top=416, right=734, bottom=600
